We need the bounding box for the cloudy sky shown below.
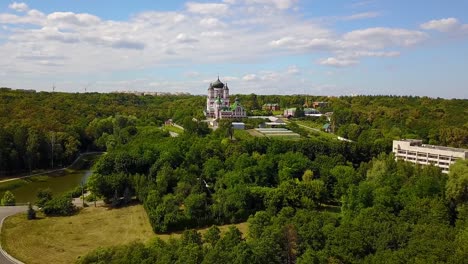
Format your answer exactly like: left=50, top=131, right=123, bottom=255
left=1, top=0, right=467, bottom=98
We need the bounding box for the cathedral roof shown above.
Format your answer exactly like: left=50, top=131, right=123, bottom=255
left=212, top=77, right=224, bottom=88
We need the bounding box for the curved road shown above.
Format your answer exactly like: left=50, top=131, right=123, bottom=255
left=0, top=206, right=27, bottom=264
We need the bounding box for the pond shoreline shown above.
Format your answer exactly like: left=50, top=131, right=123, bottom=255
left=0, top=153, right=103, bottom=204
left=0, top=152, right=105, bottom=184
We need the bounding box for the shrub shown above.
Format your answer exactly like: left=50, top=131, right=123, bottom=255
left=42, top=195, right=76, bottom=216
left=36, top=188, right=53, bottom=208
left=1, top=191, right=16, bottom=206
left=67, top=184, right=86, bottom=199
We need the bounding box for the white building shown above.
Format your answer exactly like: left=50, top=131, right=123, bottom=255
left=393, top=139, right=468, bottom=173
left=204, top=77, right=247, bottom=119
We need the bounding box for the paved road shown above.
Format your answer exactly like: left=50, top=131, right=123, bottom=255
left=0, top=206, right=28, bottom=264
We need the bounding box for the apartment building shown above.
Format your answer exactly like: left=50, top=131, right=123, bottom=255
left=393, top=139, right=468, bottom=173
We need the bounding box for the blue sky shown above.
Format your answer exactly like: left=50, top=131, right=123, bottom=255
left=0, top=0, right=467, bottom=98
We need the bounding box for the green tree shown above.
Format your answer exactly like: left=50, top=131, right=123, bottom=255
left=203, top=225, right=221, bottom=247
left=446, top=159, right=468, bottom=204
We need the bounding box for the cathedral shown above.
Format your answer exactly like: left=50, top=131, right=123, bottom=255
left=204, top=77, right=247, bottom=119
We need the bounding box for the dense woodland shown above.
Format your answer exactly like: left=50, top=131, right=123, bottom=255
left=1, top=89, right=467, bottom=177
left=81, top=125, right=467, bottom=263
left=0, top=88, right=203, bottom=176
left=1, top=88, right=467, bottom=263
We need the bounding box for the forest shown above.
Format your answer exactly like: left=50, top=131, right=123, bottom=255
left=0, top=88, right=204, bottom=176
left=1, top=88, right=467, bottom=263
left=1, top=89, right=466, bottom=177
left=81, top=123, right=467, bottom=263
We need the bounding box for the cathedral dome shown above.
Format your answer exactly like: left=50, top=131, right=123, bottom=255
left=212, top=77, right=224, bottom=88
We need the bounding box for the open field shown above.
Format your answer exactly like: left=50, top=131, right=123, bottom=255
left=2, top=205, right=247, bottom=264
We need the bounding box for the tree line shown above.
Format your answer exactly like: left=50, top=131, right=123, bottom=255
left=0, top=89, right=204, bottom=176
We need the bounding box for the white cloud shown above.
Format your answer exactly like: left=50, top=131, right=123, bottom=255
left=337, top=50, right=400, bottom=59
left=420, top=17, right=468, bottom=36
left=242, top=74, right=257, bottom=81
left=200, top=17, right=224, bottom=28
left=319, top=57, right=358, bottom=67
left=186, top=2, right=228, bottom=14
left=201, top=31, right=226, bottom=37
left=343, top=12, right=380, bottom=21
left=287, top=65, right=300, bottom=75
left=0, top=0, right=439, bottom=94
left=350, top=0, right=375, bottom=8
left=0, top=9, right=45, bottom=25
left=47, top=12, right=101, bottom=27
left=176, top=33, right=199, bottom=43
left=245, top=0, right=298, bottom=10
left=8, top=2, right=28, bottom=12
left=421, top=18, right=459, bottom=32
left=342, top=27, right=427, bottom=49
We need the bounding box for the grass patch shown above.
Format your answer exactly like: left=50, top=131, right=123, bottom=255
left=2, top=205, right=154, bottom=264
left=2, top=205, right=248, bottom=264
left=295, top=120, right=323, bottom=129
left=294, top=121, right=338, bottom=141
left=233, top=129, right=253, bottom=140
left=247, top=129, right=265, bottom=137
left=163, top=125, right=184, bottom=134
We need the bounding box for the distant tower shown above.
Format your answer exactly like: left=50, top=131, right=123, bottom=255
left=52, top=84, right=56, bottom=92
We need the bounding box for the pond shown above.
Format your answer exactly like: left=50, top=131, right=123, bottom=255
left=0, top=153, right=102, bottom=204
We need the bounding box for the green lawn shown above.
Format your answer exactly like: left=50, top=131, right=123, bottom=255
left=233, top=129, right=254, bottom=140
left=2, top=205, right=248, bottom=264
left=295, top=120, right=323, bottom=129
left=294, top=121, right=338, bottom=141
left=162, top=124, right=184, bottom=134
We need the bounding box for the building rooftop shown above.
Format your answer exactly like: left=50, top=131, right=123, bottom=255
left=396, top=139, right=468, bottom=153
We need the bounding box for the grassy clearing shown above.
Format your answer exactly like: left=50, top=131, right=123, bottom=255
left=294, top=121, right=338, bottom=141
left=247, top=129, right=265, bottom=137
left=163, top=124, right=184, bottom=134
left=2, top=205, right=248, bottom=264
left=233, top=129, right=254, bottom=140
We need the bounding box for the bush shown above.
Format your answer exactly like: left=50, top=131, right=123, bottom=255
left=67, top=184, right=86, bottom=198
left=36, top=188, right=53, bottom=208
left=42, top=195, right=76, bottom=216
left=1, top=191, right=16, bottom=206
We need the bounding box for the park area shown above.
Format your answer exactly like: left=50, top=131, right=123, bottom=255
left=1, top=205, right=247, bottom=264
